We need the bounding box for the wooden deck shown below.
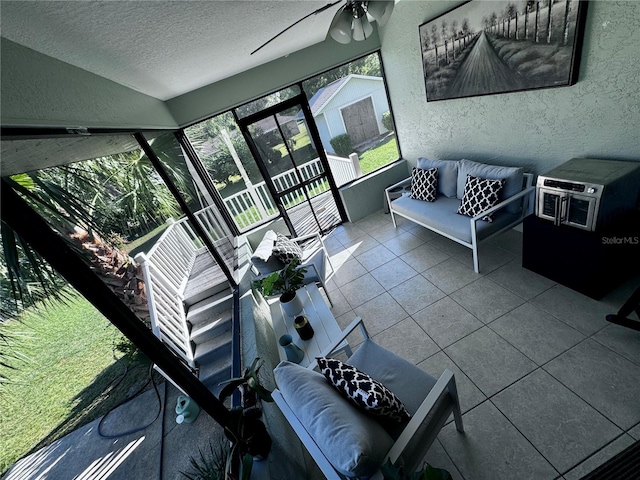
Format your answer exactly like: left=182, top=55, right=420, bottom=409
left=287, top=190, right=342, bottom=237
left=187, top=191, right=340, bottom=287
left=183, top=237, right=235, bottom=303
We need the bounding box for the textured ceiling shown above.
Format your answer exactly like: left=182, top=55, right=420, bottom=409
left=0, top=0, right=344, bottom=101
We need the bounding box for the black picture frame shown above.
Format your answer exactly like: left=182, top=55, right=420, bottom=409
left=419, top=0, right=589, bottom=102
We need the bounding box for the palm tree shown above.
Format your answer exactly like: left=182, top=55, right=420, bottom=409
left=1, top=136, right=196, bottom=349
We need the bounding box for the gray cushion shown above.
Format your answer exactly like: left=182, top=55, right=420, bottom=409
left=348, top=340, right=437, bottom=417
left=301, top=248, right=325, bottom=285
left=348, top=340, right=437, bottom=439
left=251, top=230, right=284, bottom=275
left=251, top=255, right=285, bottom=276
left=391, top=195, right=519, bottom=244
left=252, top=230, right=277, bottom=261
left=417, top=158, right=458, bottom=198
left=274, top=361, right=394, bottom=478
left=456, top=159, right=524, bottom=213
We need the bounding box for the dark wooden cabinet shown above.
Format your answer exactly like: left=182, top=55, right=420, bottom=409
left=522, top=214, right=640, bottom=299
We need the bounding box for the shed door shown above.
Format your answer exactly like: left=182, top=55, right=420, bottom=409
left=341, top=97, right=379, bottom=147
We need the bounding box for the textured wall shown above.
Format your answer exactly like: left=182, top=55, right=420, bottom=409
left=0, top=38, right=177, bottom=129
left=380, top=0, right=640, bottom=175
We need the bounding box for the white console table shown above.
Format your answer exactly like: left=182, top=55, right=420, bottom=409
left=269, top=283, right=351, bottom=367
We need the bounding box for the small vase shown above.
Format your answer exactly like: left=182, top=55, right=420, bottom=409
left=279, top=334, right=304, bottom=364
left=280, top=290, right=304, bottom=317
left=294, top=315, right=314, bottom=340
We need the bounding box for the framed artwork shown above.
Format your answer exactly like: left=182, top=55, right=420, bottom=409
left=419, top=0, right=589, bottom=101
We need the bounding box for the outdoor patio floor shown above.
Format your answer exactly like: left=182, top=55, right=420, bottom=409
left=6, top=209, right=639, bottom=479
left=318, top=209, right=640, bottom=480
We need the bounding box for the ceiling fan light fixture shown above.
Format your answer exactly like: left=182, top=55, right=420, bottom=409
left=366, top=0, right=394, bottom=27
left=352, top=14, right=373, bottom=41
left=329, top=8, right=353, bottom=44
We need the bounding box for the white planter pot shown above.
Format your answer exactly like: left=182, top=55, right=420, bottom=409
left=280, top=290, right=304, bottom=317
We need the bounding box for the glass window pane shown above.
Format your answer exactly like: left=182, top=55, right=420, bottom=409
left=184, top=113, right=277, bottom=231
left=143, top=131, right=235, bottom=275
left=235, top=85, right=301, bottom=119
left=302, top=52, right=399, bottom=182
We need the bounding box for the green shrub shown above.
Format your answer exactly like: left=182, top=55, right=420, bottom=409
left=382, top=111, right=394, bottom=132
left=330, top=134, right=353, bottom=157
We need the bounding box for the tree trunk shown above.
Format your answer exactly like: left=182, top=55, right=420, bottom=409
left=70, top=228, right=151, bottom=326
left=562, top=0, right=571, bottom=45
left=546, top=0, right=553, bottom=44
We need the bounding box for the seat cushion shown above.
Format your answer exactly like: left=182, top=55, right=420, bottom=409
left=391, top=195, right=519, bottom=244
left=301, top=248, right=325, bottom=285
left=274, top=361, right=394, bottom=478
left=456, top=159, right=524, bottom=213
left=251, top=230, right=285, bottom=275
left=252, top=230, right=277, bottom=261
left=348, top=340, right=437, bottom=417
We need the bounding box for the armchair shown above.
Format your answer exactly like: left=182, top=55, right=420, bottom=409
left=273, top=318, right=464, bottom=479
left=250, top=229, right=334, bottom=305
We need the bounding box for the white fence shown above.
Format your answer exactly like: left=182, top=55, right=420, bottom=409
left=221, top=154, right=361, bottom=230
left=135, top=219, right=199, bottom=368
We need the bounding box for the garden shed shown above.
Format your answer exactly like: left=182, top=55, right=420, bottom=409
left=306, top=74, right=391, bottom=153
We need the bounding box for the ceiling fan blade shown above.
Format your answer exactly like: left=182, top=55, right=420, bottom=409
left=250, top=0, right=344, bottom=55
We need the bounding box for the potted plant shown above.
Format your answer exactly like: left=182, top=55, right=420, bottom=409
left=215, top=358, right=274, bottom=480
left=218, top=357, right=273, bottom=409
left=253, top=259, right=307, bottom=317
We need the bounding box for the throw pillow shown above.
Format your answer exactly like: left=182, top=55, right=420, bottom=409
left=252, top=230, right=278, bottom=261
left=317, top=357, right=410, bottom=423
left=457, top=174, right=505, bottom=222
left=410, top=167, right=438, bottom=202
left=456, top=159, right=524, bottom=214
left=272, top=233, right=303, bottom=263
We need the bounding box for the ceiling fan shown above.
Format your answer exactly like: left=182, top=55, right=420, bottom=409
left=250, top=0, right=395, bottom=55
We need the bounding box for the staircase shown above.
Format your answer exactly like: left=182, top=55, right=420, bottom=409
left=183, top=250, right=235, bottom=392
left=135, top=218, right=237, bottom=394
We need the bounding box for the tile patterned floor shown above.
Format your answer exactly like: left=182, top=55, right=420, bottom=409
left=323, top=210, right=640, bottom=480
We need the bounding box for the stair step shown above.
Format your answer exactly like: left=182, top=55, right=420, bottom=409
left=190, top=315, right=232, bottom=345
left=199, top=355, right=233, bottom=394
left=194, top=329, right=232, bottom=365
left=184, top=280, right=230, bottom=307
left=187, top=290, right=234, bottom=324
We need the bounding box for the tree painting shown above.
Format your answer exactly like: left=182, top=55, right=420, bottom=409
left=419, top=0, right=588, bottom=102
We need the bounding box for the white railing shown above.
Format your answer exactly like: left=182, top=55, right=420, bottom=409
left=327, top=153, right=362, bottom=187
left=220, top=154, right=361, bottom=230
left=135, top=219, right=199, bottom=368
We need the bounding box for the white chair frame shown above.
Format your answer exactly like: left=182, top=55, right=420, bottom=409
left=386, top=173, right=535, bottom=273
left=273, top=317, right=464, bottom=479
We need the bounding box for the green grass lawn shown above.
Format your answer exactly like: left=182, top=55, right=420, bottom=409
left=358, top=136, right=400, bottom=175
left=0, top=292, right=151, bottom=474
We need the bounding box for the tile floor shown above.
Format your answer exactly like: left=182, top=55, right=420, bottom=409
left=322, top=210, right=640, bottom=480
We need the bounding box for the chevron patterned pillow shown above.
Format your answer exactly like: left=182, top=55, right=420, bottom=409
left=409, top=167, right=438, bottom=202
left=457, top=174, right=505, bottom=222
left=317, top=357, right=410, bottom=423
left=272, top=233, right=303, bottom=263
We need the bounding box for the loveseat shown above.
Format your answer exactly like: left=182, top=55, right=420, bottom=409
left=386, top=158, right=535, bottom=273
